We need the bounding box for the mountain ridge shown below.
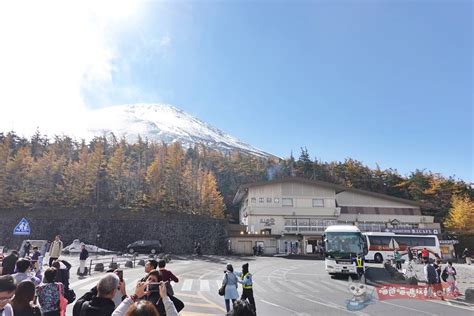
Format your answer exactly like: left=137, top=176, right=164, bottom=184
left=85, top=103, right=273, bottom=158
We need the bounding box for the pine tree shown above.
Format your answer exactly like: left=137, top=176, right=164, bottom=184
left=296, top=147, right=312, bottom=178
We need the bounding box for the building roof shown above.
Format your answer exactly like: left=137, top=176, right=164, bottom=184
left=232, top=177, right=420, bottom=207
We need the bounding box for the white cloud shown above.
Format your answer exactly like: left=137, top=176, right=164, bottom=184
left=160, top=35, right=171, bottom=47
left=0, top=0, right=138, bottom=138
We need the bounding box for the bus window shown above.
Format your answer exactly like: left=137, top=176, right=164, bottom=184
left=380, top=236, right=391, bottom=247
left=396, top=237, right=410, bottom=248
left=421, top=237, right=435, bottom=247
left=369, top=236, right=379, bottom=246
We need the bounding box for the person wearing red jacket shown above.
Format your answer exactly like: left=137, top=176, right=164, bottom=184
left=422, top=248, right=429, bottom=263
left=158, top=259, right=179, bottom=296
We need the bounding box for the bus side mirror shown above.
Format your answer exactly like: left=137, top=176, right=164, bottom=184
left=360, top=236, right=368, bottom=255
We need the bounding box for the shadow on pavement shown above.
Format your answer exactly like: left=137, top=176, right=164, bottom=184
left=170, top=254, right=257, bottom=264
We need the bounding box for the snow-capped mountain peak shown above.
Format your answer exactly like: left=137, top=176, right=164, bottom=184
left=86, top=103, right=271, bottom=157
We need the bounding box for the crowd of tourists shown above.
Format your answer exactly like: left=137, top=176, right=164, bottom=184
left=0, top=235, right=257, bottom=316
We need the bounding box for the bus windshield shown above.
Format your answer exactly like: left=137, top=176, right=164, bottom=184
left=325, top=232, right=364, bottom=259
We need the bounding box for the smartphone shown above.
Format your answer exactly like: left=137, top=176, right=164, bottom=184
left=146, top=282, right=161, bottom=292
left=115, top=270, right=124, bottom=282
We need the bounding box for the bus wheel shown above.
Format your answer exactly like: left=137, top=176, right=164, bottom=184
left=375, top=253, right=383, bottom=263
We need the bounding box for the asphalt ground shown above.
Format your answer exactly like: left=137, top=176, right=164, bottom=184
left=58, top=254, right=474, bottom=316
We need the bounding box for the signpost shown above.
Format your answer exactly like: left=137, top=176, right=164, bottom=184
left=13, top=218, right=31, bottom=236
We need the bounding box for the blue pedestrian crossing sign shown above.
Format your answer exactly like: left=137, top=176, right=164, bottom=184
left=13, top=218, right=31, bottom=235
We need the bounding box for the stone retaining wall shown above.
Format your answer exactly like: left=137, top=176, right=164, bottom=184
left=0, top=208, right=227, bottom=254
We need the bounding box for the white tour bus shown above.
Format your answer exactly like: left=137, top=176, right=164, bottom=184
left=363, top=232, right=441, bottom=263
left=324, top=225, right=367, bottom=275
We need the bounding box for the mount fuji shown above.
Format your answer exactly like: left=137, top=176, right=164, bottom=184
left=85, top=103, right=272, bottom=158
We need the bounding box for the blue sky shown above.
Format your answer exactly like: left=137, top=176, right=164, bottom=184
left=1, top=1, right=472, bottom=182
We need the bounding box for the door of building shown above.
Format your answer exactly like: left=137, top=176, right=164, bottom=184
left=237, top=241, right=253, bottom=255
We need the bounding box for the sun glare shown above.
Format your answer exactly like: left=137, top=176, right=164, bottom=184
left=89, top=0, right=138, bottom=19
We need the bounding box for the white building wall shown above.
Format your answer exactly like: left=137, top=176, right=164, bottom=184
left=336, top=191, right=419, bottom=208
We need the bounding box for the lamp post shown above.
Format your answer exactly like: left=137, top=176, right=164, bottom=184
left=96, top=234, right=100, bottom=253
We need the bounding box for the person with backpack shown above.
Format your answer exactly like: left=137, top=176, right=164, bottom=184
left=37, top=268, right=64, bottom=316
left=423, top=261, right=438, bottom=298
left=443, top=261, right=460, bottom=296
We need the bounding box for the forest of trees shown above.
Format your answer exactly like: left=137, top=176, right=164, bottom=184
left=0, top=132, right=472, bottom=230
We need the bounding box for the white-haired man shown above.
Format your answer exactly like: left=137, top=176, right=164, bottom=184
left=73, top=273, right=119, bottom=316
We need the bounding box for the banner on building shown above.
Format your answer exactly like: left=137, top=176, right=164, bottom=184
left=384, top=228, right=439, bottom=235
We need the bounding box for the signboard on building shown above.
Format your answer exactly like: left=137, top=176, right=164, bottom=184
left=439, top=240, right=459, bottom=245
left=260, top=218, right=275, bottom=227
left=384, top=228, right=439, bottom=235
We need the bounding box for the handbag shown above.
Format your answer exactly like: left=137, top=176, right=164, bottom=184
left=218, top=274, right=227, bottom=296
left=169, top=295, right=185, bottom=312
left=64, top=288, right=76, bottom=304
left=57, top=283, right=68, bottom=316
left=156, top=295, right=185, bottom=313
left=441, top=269, right=448, bottom=282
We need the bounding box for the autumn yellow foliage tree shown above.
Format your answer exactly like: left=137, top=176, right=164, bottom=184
left=444, top=194, right=474, bottom=232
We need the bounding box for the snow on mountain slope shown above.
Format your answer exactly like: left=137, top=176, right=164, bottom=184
left=86, top=103, right=271, bottom=157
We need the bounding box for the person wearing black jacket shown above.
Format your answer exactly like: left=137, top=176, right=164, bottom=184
left=463, top=248, right=471, bottom=265
left=52, top=259, right=72, bottom=290
left=79, top=244, right=89, bottom=276
left=73, top=273, right=119, bottom=316
left=1, top=251, right=19, bottom=276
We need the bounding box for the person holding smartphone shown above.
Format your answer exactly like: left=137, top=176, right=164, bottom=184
left=141, top=270, right=184, bottom=315
left=111, top=281, right=178, bottom=316
left=112, top=269, right=127, bottom=308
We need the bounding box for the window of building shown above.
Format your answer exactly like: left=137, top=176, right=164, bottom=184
left=298, top=218, right=309, bottom=227
left=312, top=199, right=324, bottom=207
left=282, top=198, right=293, bottom=207
left=274, top=198, right=280, bottom=204
left=358, top=223, right=385, bottom=232
left=251, top=197, right=256, bottom=203
left=259, top=197, right=264, bottom=203
left=266, top=197, right=272, bottom=203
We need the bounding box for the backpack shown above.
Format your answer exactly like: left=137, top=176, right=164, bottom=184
left=426, top=264, right=438, bottom=283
